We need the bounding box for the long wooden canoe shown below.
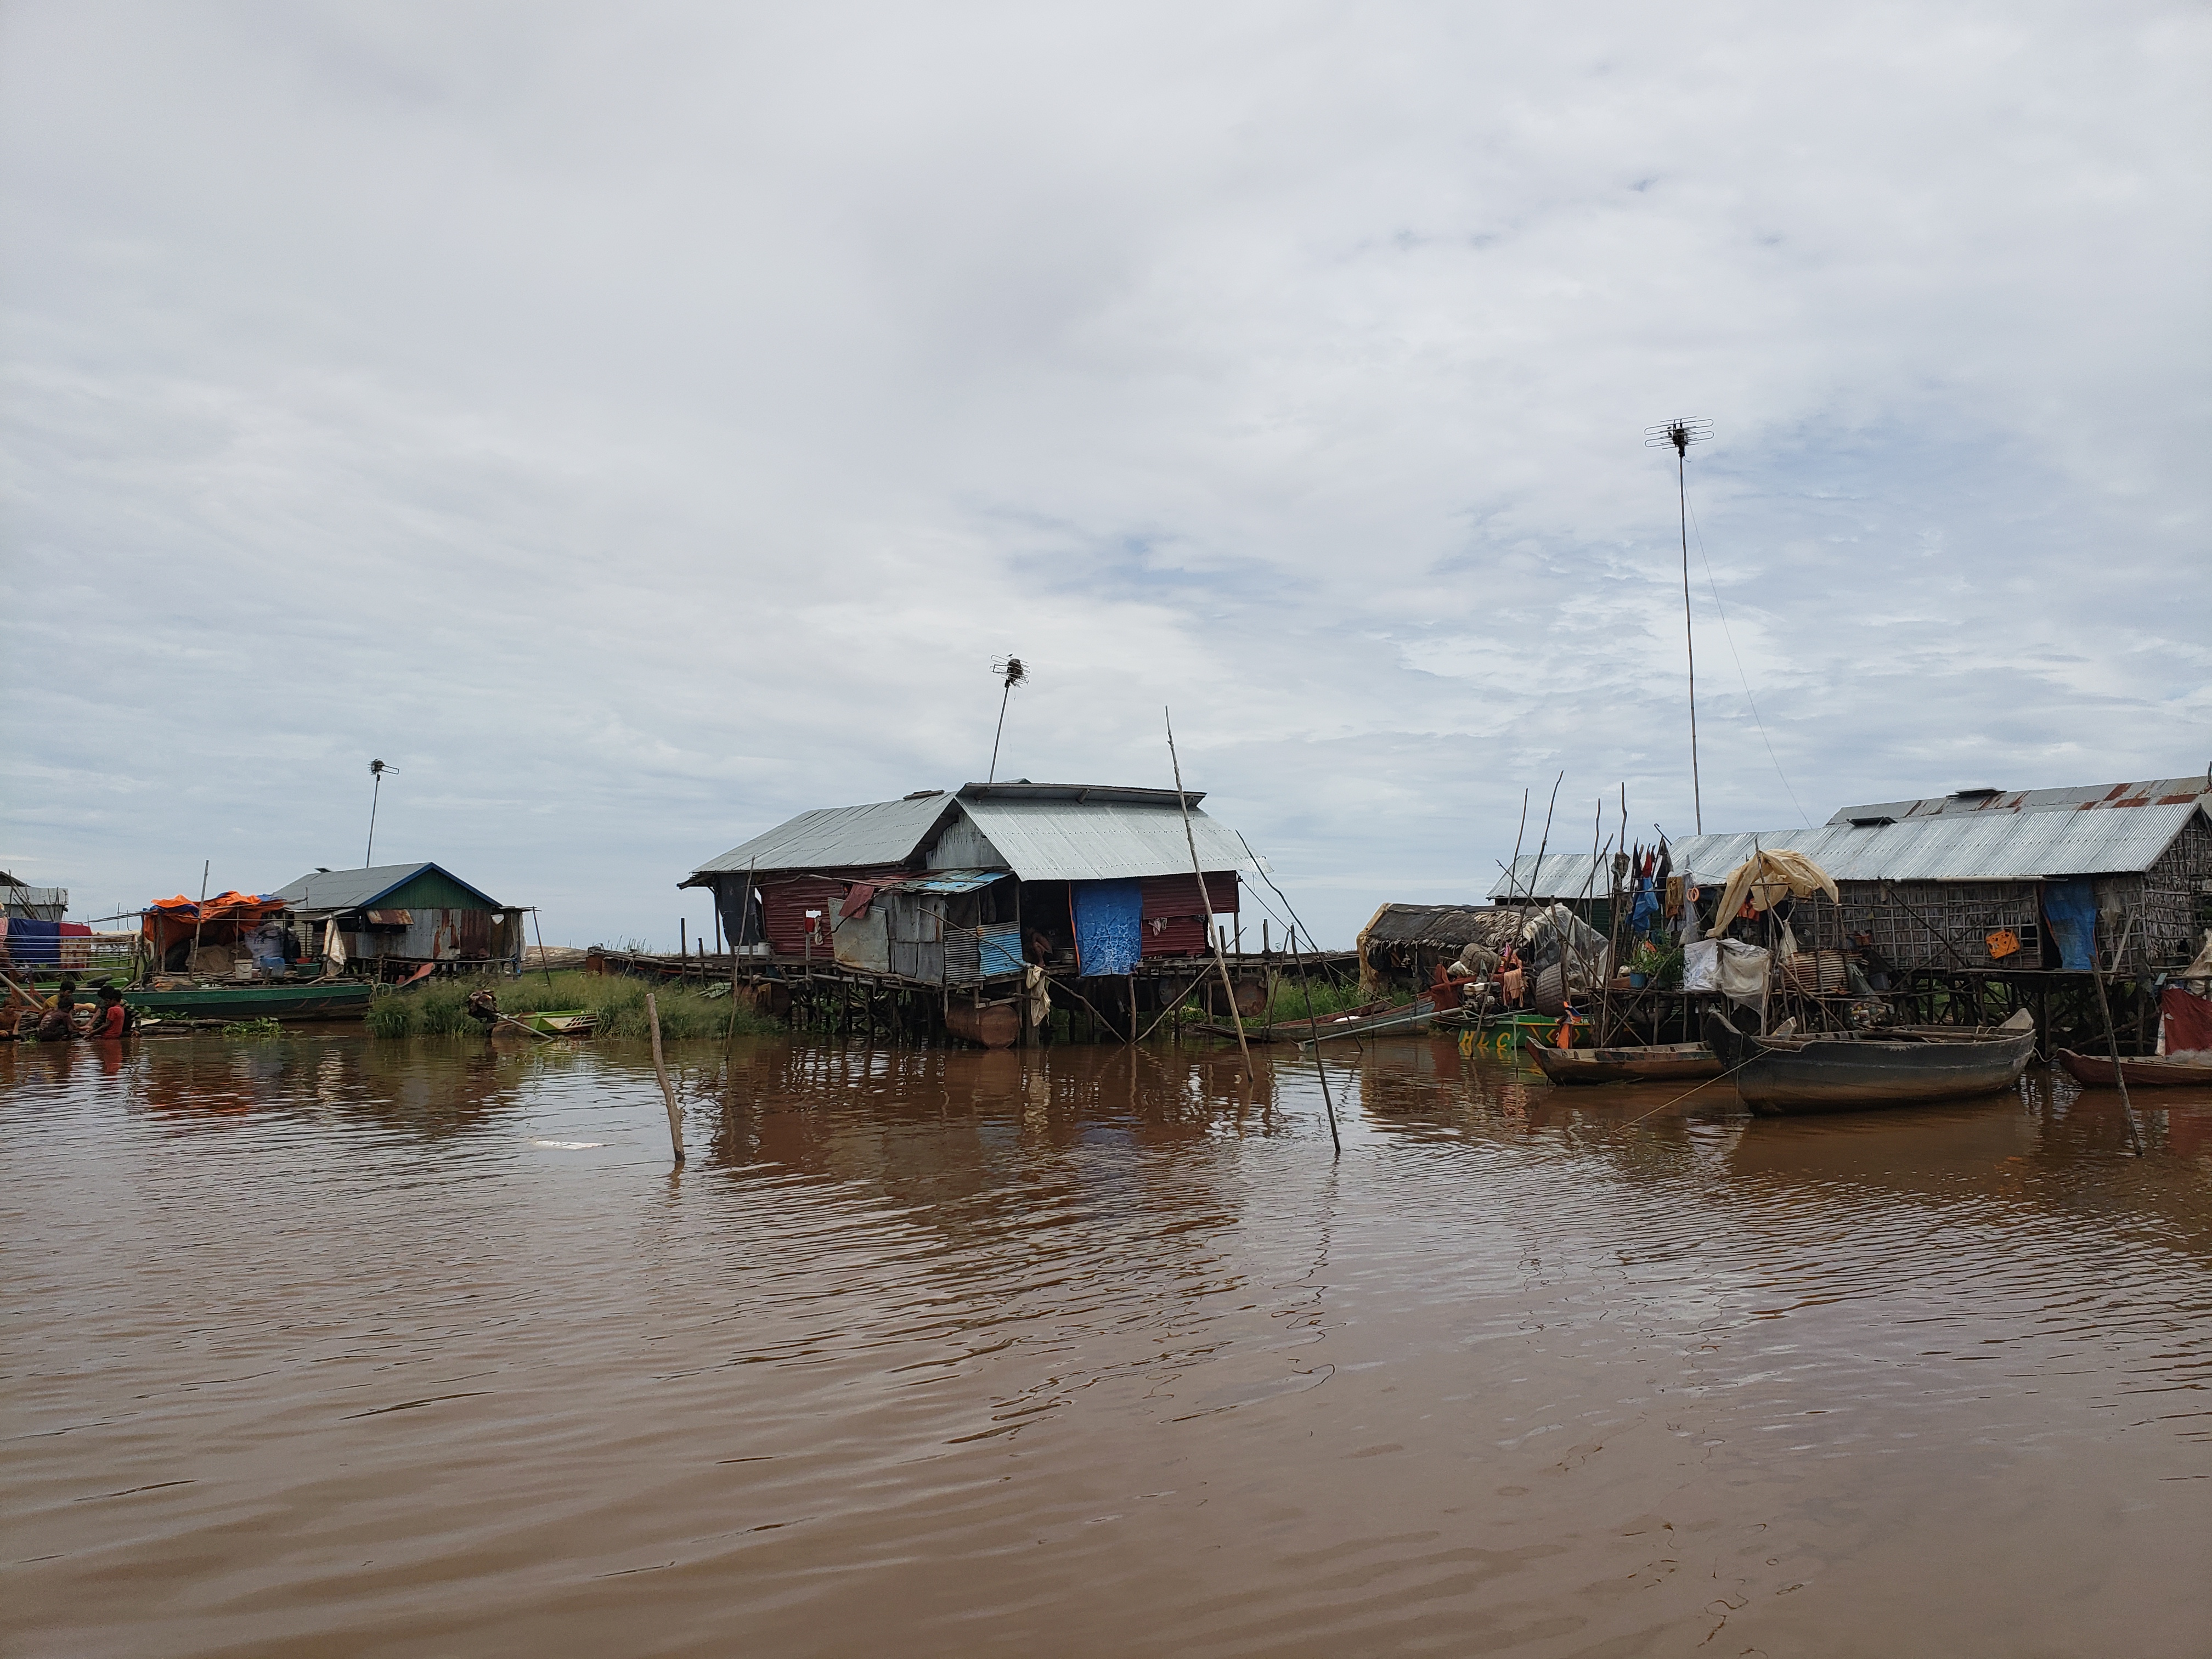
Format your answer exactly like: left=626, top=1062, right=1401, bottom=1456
left=1530, top=1041, right=1722, bottom=1085
left=124, top=980, right=374, bottom=1022
left=2055, top=1048, right=2212, bottom=1089
left=1705, top=1012, right=2034, bottom=1114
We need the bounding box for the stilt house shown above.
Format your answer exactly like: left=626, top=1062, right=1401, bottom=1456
left=681, top=782, right=1248, bottom=988
left=1490, top=774, right=2212, bottom=974
left=271, top=862, right=525, bottom=977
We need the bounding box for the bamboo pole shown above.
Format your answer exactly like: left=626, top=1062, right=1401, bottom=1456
left=187, top=860, right=210, bottom=977
left=1291, top=933, right=1340, bottom=1153
left=725, top=857, right=757, bottom=1048
left=2090, top=914, right=2143, bottom=1158
left=1165, top=708, right=1252, bottom=1080
left=647, top=991, right=685, bottom=1164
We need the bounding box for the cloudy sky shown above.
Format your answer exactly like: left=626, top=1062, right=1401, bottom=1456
left=4, top=1, right=2207, bottom=946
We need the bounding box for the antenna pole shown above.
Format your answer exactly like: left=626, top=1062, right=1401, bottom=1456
left=986, top=657, right=1027, bottom=785
left=365, top=759, right=390, bottom=866
left=1678, top=443, right=1701, bottom=834
left=988, top=680, right=1012, bottom=784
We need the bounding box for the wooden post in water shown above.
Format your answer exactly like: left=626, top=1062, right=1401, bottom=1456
left=2091, top=915, right=2143, bottom=1158
left=1165, top=707, right=1252, bottom=1081
left=726, top=857, right=757, bottom=1048
left=647, top=992, right=685, bottom=1164
left=1291, top=933, right=1340, bottom=1153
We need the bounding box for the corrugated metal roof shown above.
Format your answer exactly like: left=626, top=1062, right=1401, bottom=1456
left=1827, top=775, right=2212, bottom=825
left=273, top=862, right=504, bottom=912
left=1488, top=802, right=2207, bottom=898
left=1489, top=852, right=1617, bottom=901
left=960, top=798, right=1249, bottom=882
left=881, top=870, right=1008, bottom=894
left=957, top=782, right=1205, bottom=808
left=688, top=794, right=960, bottom=878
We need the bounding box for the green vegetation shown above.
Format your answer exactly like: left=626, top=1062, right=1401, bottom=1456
left=1255, top=972, right=1409, bottom=1027
left=364, top=971, right=782, bottom=1040
left=220, top=1017, right=284, bottom=1040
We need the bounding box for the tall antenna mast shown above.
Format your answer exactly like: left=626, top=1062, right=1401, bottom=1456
left=1644, top=417, right=1711, bottom=832
left=365, top=759, right=395, bottom=865
left=986, top=657, right=1026, bottom=783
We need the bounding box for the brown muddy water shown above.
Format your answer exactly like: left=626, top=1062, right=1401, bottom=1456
left=5, top=1034, right=2209, bottom=1658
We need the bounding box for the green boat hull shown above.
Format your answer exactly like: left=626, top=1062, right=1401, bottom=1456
left=125, top=981, right=374, bottom=1022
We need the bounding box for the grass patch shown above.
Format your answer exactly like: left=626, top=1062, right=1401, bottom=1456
left=220, top=1017, right=284, bottom=1040
left=1255, top=972, right=1411, bottom=1026
left=366, top=970, right=782, bottom=1040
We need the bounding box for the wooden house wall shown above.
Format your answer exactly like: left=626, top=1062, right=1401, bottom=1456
left=2101, top=810, right=2211, bottom=970
left=1827, top=881, right=2047, bottom=971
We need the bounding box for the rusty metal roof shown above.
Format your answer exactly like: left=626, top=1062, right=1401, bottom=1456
left=1491, top=802, right=2208, bottom=896
left=1827, top=774, right=2212, bottom=826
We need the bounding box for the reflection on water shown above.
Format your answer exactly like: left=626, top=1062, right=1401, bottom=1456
left=5, top=1034, right=2209, bottom=1658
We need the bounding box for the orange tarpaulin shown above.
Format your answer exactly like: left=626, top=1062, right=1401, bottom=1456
left=141, top=891, right=290, bottom=956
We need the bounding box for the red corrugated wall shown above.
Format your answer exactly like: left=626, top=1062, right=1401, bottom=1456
left=760, top=875, right=850, bottom=956
left=1139, top=872, right=1238, bottom=958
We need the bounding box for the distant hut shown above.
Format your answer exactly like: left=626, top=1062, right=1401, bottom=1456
left=271, top=863, right=525, bottom=978
left=1355, top=904, right=1524, bottom=995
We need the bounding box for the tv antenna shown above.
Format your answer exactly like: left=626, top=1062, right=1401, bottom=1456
left=365, top=758, right=396, bottom=865
left=987, top=657, right=1027, bottom=784
left=1644, top=417, right=1712, bottom=832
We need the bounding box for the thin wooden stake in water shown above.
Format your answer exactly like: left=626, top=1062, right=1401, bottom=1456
left=647, top=992, right=684, bottom=1165
left=1292, top=934, right=1340, bottom=1153
left=1165, top=708, right=1252, bottom=1081
left=725, top=856, right=757, bottom=1048
left=531, top=909, right=554, bottom=988
left=2091, top=915, right=2144, bottom=1158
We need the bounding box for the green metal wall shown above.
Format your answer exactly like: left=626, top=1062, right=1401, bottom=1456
left=381, top=868, right=500, bottom=912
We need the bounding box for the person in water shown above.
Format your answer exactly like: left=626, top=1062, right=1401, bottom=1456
left=84, top=986, right=127, bottom=1040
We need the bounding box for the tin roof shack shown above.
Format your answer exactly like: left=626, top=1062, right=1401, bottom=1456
left=1494, top=803, right=2211, bottom=976
left=682, top=782, right=1256, bottom=1043
left=3, top=872, right=67, bottom=922
left=272, top=863, right=525, bottom=978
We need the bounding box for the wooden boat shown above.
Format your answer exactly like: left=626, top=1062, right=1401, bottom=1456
left=496, top=1009, right=599, bottom=1038
left=2055, top=1048, right=2212, bottom=1089
left=1531, top=1041, right=1722, bottom=1085
left=1291, top=997, right=1435, bottom=1047
left=1432, top=1008, right=1567, bottom=1051
left=123, top=979, right=373, bottom=1023
left=1705, top=1010, right=2035, bottom=1115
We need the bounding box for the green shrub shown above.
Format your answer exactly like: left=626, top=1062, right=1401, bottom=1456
left=366, top=970, right=780, bottom=1041
left=1257, top=972, right=1403, bottom=1026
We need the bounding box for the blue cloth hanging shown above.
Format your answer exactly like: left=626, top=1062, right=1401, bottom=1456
left=1072, top=879, right=1143, bottom=976
left=2043, top=880, right=2096, bottom=970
